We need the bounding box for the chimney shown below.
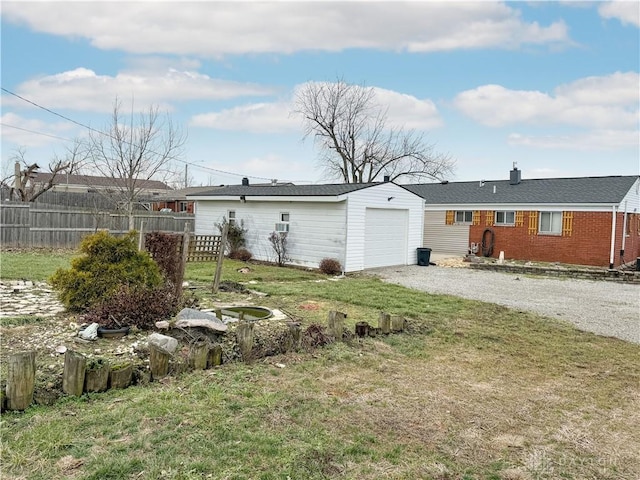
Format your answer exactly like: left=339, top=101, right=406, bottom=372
left=509, top=165, right=521, bottom=185
left=271, top=179, right=277, bottom=186
left=241, top=177, right=249, bottom=186
left=383, top=175, right=390, bottom=182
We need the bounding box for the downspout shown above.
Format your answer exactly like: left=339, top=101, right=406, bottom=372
left=620, top=201, right=628, bottom=264
left=608, top=205, right=617, bottom=269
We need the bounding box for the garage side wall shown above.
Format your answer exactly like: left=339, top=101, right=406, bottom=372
left=194, top=200, right=347, bottom=269
left=344, top=184, right=424, bottom=271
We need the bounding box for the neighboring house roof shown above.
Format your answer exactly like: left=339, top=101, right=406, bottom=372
left=189, top=183, right=384, bottom=198
left=155, top=185, right=224, bottom=200
left=33, top=173, right=173, bottom=191
left=405, top=176, right=639, bottom=205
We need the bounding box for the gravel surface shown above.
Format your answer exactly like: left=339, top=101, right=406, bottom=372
left=369, top=264, right=640, bottom=344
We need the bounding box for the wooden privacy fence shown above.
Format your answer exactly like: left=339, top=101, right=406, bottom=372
left=0, top=202, right=194, bottom=249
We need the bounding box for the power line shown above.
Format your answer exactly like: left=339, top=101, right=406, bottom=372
left=1, top=87, right=297, bottom=182
left=1, top=122, right=75, bottom=142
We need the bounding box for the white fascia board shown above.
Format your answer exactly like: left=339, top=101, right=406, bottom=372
left=423, top=203, right=619, bottom=212
left=189, top=195, right=346, bottom=203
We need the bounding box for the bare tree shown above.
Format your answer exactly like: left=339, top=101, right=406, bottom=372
left=7, top=143, right=86, bottom=202
left=294, top=80, right=454, bottom=183
left=88, top=98, right=186, bottom=230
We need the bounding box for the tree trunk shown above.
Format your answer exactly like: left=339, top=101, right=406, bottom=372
left=6, top=351, right=36, bottom=411
left=149, top=344, right=170, bottom=380
left=84, top=360, right=110, bottom=393
left=63, top=350, right=87, bottom=397
left=189, top=341, right=209, bottom=370
left=378, top=312, right=391, bottom=334
left=236, top=321, right=255, bottom=362
left=327, top=311, right=346, bottom=340
left=109, top=364, right=133, bottom=389
left=207, top=345, right=223, bottom=368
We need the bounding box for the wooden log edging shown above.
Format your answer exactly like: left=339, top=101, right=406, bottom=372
left=6, top=351, right=36, bottom=411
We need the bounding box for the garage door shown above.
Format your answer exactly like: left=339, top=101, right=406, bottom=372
left=364, top=208, right=408, bottom=269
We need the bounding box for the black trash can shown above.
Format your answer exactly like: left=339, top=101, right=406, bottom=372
left=417, top=248, right=432, bottom=266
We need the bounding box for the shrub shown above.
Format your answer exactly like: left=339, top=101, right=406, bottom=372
left=83, top=283, right=180, bottom=330
left=268, top=231, right=289, bottom=266
left=216, top=216, right=247, bottom=256
left=144, top=232, right=183, bottom=286
left=319, top=258, right=342, bottom=275
left=229, top=248, right=252, bottom=261
left=49, top=231, right=162, bottom=312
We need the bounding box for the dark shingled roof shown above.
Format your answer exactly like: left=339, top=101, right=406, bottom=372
left=190, top=183, right=381, bottom=197
left=33, top=173, right=172, bottom=190
left=404, top=176, right=638, bottom=205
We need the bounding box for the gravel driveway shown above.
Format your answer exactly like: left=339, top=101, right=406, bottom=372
left=369, top=264, right=640, bottom=344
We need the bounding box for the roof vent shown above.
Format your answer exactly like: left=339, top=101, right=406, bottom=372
left=383, top=175, right=390, bottom=182
left=241, top=177, right=249, bottom=186
left=441, top=180, right=449, bottom=185
left=510, top=165, right=521, bottom=185
left=271, top=179, right=277, bottom=186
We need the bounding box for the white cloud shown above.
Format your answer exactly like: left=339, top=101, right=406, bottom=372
left=2, top=2, right=571, bottom=56
left=508, top=129, right=639, bottom=150
left=4, top=67, right=275, bottom=113
left=1, top=112, right=77, bottom=148
left=190, top=82, right=443, bottom=133
left=191, top=102, right=298, bottom=133
left=453, top=72, right=640, bottom=130
left=598, top=1, right=640, bottom=27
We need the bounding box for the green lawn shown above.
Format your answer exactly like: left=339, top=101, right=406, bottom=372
left=1, top=250, right=639, bottom=479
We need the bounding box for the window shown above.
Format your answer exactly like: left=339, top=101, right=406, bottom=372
left=495, top=211, right=515, bottom=225
left=539, top=211, right=562, bottom=235
left=179, top=201, right=189, bottom=212
left=228, top=210, right=236, bottom=225
left=275, top=212, right=290, bottom=232
left=455, top=210, right=473, bottom=224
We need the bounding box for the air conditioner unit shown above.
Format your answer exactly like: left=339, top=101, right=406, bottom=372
left=275, top=223, right=289, bottom=233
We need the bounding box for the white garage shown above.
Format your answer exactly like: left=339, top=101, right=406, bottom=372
left=190, top=180, right=424, bottom=272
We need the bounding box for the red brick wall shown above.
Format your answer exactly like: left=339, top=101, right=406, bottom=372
left=469, top=210, right=640, bottom=267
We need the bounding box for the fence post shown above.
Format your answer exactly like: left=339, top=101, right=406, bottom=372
left=212, top=222, right=228, bottom=293
left=178, top=223, right=190, bottom=297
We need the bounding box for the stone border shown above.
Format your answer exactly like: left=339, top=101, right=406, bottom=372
left=468, top=262, right=640, bottom=283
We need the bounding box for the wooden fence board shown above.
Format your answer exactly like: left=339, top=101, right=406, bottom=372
left=0, top=203, right=194, bottom=249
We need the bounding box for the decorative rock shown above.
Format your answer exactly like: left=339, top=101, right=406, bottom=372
left=148, top=333, right=179, bottom=355
left=78, top=323, right=99, bottom=341
left=175, top=308, right=228, bottom=332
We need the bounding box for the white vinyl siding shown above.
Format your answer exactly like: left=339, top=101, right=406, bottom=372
left=422, top=211, right=470, bottom=255
left=195, top=201, right=346, bottom=269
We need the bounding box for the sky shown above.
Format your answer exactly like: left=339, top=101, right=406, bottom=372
left=1, top=1, right=639, bottom=187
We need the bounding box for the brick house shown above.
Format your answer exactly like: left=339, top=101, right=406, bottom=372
left=406, top=169, right=640, bottom=268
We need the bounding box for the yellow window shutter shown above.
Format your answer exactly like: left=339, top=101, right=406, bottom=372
left=562, top=211, right=573, bottom=236
left=472, top=210, right=480, bottom=226
left=528, top=211, right=538, bottom=235
left=515, top=211, right=524, bottom=227
left=445, top=210, right=454, bottom=225
left=485, top=211, right=494, bottom=226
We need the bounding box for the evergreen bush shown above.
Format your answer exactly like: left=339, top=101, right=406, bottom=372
left=50, top=231, right=163, bottom=312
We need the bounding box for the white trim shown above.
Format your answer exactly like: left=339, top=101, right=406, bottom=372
left=189, top=195, right=347, bottom=203
left=609, top=205, right=617, bottom=269
left=424, top=203, right=621, bottom=212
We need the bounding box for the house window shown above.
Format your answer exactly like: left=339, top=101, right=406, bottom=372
left=495, top=211, right=515, bottom=225
left=455, top=211, right=473, bottom=224
left=228, top=210, right=236, bottom=225
left=179, top=201, right=188, bottom=212
left=275, top=212, right=290, bottom=232
left=539, top=211, right=562, bottom=235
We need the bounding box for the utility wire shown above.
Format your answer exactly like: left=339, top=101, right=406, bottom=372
left=1, top=86, right=295, bottom=182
